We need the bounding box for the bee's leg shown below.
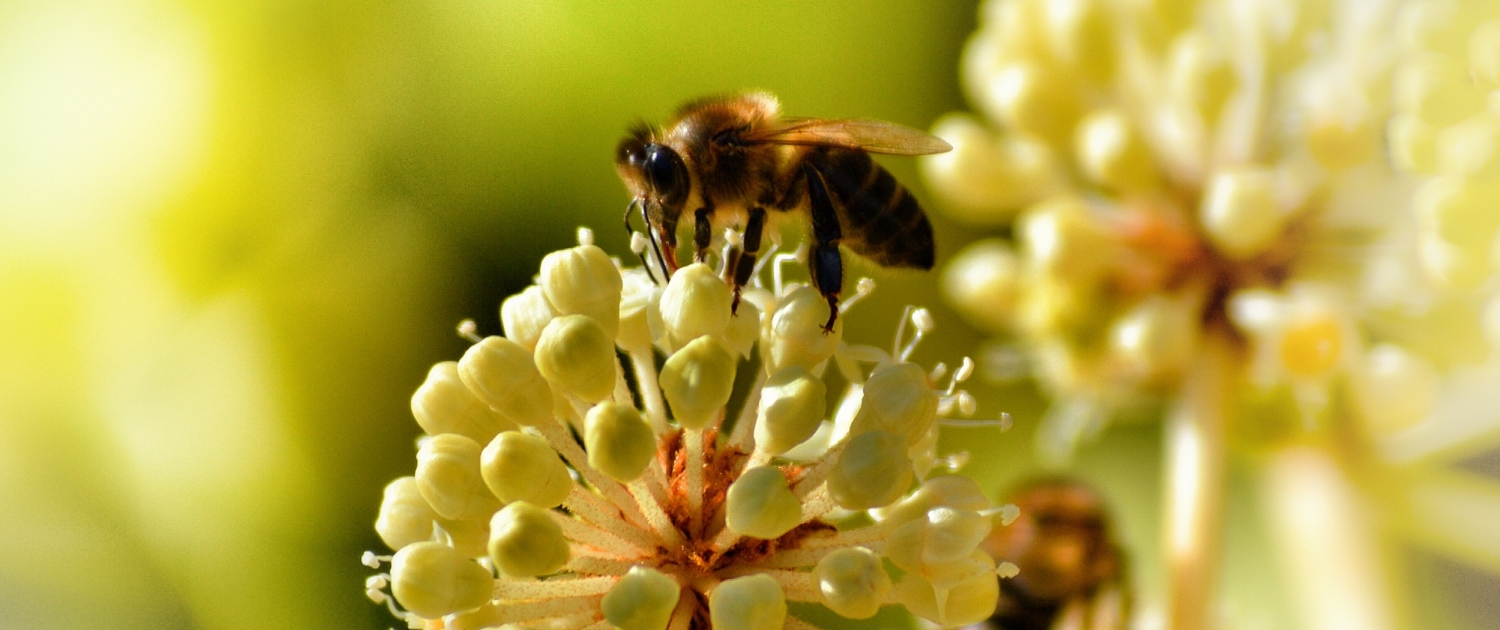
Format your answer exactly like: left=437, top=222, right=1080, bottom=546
left=804, top=165, right=843, bottom=334
left=693, top=206, right=713, bottom=264
left=731, top=207, right=767, bottom=314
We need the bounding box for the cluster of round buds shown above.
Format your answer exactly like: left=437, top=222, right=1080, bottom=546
left=922, top=0, right=1500, bottom=454
left=365, top=228, right=1018, bottom=630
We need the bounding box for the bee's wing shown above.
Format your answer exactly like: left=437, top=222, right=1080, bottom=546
left=741, top=118, right=952, bottom=155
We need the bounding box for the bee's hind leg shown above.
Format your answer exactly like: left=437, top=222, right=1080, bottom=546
left=804, top=165, right=843, bottom=334
left=730, top=207, right=767, bottom=314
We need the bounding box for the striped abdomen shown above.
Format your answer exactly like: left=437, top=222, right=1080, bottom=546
left=807, top=147, right=935, bottom=269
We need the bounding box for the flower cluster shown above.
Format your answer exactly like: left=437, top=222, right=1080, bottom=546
left=363, top=228, right=1017, bottom=630
left=924, top=0, right=1500, bottom=452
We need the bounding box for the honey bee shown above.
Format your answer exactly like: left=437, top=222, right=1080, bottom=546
left=614, top=92, right=951, bottom=331
left=983, top=478, right=1130, bottom=630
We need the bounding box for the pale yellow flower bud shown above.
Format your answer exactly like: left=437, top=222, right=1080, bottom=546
left=602, top=566, right=682, bottom=630
left=618, top=268, right=658, bottom=352
left=1167, top=32, right=1236, bottom=122
left=755, top=366, right=828, bottom=456
left=764, top=286, right=843, bottom=373
left=439, top=515, right=492, bottom=560
left=459, top=336, right=554, bottom=427
left=535, top=314, right=618, bottom=404
left=709, top=574, right=787, bottom=630
left=584, top=402, right=656, bottom=482
left=1414, top=175, right=1500, bottom=288
left=660, top=263, right=733, bottom=342
left=1472, top=21, right=1500, bottom=89
left=1395, top=56, right=1486, bottom=128
left=1389, top=113, right=1440, bottom=174
left=850, top=363, right=938, bottom=445
left=981, top=60, right=1083, bottom=146
left=1305, top=112, right=1379, bottom=171
left=390, top=541, right=495, bottom=618
left=895, top=551, right=1000, bottom=628
left=1075, top=109, right=1157, bottom=192
left=725, top=466, right=803, bottom=539
left=500, top=285, right=558, bottom=351
left=481, top=431, right=572, bottom=508
left=943, top=239, right=1021, bottom=333
left=879, top=476, right=991, bottom=529
left=828, top=430, right=913, bottom=510
left=814, top=547, right=891, bottom=620
left=417, top=434, right=502, bottom=521
left=1018, top=196, right=1114, bottom=284
left=722, top=300, right=761, bottom=359
left=1044, top=0, right=1115, bottom=83
left=1353, top=344, right=1438, bottom=436
left=489, top=501, right=570, bottom=578
left=376, top=477, right=441, bottom=551
left=540, top=241, right=623, bottom=339
left=1108, top=293, right=1200, bottom=380
left=884, top=507, right=993, bottom=585
left=1199, top=167, right=1287, bottom=260
left=1397, top=0, right=1468, bottom=57
left=661, top=335, right=738, bottom=430
left=922, top=113, right=1060, bottom=224
left=412, top=361, right=517, bottom=444
left=1437, top=114, right=1500, bottom=179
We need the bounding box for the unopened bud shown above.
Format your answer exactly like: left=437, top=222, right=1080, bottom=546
left=879, top=476, right=991, bottom=529
left=535, top=315, right=618, bottom=404
left=500, top=286, right=558, bottom=351
left=412, top=361, right=516, bottom=444
left=660, top=263, right=733, bottom=341
left=1389, top=113, right=1440, bottom=174
left=488, top=502, right=570, bottom=578
left=709, top=574, right=787, bottom=630
left=540, top=242, right=623, bottom=339
left=376, top=477, right=440, bottom=551
left=482, top=431, right=572, bottom=508
left=602, top=566, right=682, bottom=630
left=1076, top=109, right=1157, bottom=191
left=1044, top=0, right=1115, bottom=83
left=458, top=336, right=554, bottom=427
left=814, top=547, right=892, bottom=620
left=1199, top=167, right=1286, bottom=260
left=1353, top=344, right=1438, bottom=436
left=1108, top=293, right=1199, bottom=380
left=920, top=113, right=1059, bottom=223
left=1167, top=32, right=1236, bottom=122
left=885, top=508, right=993, bottom=583
left=416, top=434, right=501, bottom=521
left=895, top=552, right=1000, bottom=627
left=390, top=541, right=494, bottom=618
left=1018, top=197, right=1113, bottom=284
left=943, top=239, right=1021, bottom=333
left=660, top=335, right=738, bottom=430
left=828, top=431, right=913, bottom=510
left=725, top=466, right=803, bottom=539
left=755, top=366, right=828, bottom=456
left=850, top=363, right=938, bottom=445
left=763, top=286, right=843, bottom=373
left=981, top=61, right=1083, bottom=146
left=584, top=402, right=656, bottom=482
left=618, top=268, right=660, bottom=351
left=722, top=299, right=761, bottom=359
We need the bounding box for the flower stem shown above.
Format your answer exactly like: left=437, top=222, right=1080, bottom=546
left=1164, top=335, right=1229, bottom=630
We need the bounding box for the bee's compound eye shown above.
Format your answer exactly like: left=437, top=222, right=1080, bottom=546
left=616, top=139, right=647, bottom=170
left=644, top=144, right=687, bottom=202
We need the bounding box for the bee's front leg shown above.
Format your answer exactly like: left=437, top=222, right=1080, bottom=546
left=730, top=207, right=767, bottom=314
left=693, top=206, right=713, bottom=264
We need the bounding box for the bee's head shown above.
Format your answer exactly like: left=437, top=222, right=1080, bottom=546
left=615, top=127, right=690, bottom=229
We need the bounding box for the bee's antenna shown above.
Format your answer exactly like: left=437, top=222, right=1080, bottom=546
left=624, top=199, right=659, bottom=284
left=640, top=200, right=673, bottom=282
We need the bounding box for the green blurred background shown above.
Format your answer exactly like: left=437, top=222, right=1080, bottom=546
left=1, top=1, right=1495, bottom=629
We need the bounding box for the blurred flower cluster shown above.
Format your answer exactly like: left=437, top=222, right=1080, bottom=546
left=366, top=229, right=1022, bottom=630
left=921, top=0, right=1500, bottom=628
